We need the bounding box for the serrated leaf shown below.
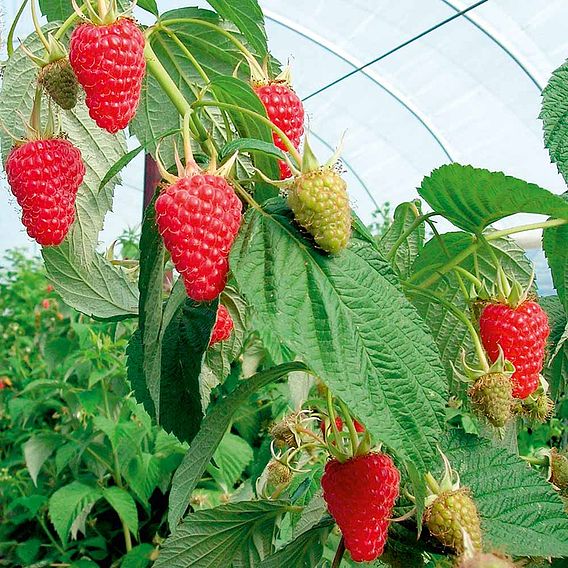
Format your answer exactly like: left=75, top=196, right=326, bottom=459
left=378, top=200, right=425, bottom=278
left=49, top=482, right=101, bottom=546
left=259, top=518, right=333, bottom=568
left=410, top=232, right=533, bottom=381
left=442, top=429, right=568, bottom=557
left=540, top=58, right=568, bottom=184
left=205, top=0, right=268, bottom=56
left=23, top=434, right=59, bottom=486
left=543, top=209, right=568, bottom=311
left=418, top=164, right=568, bottom=233
left=230, top=198, right=447, bottom=471
left=168, top=361, right=307, bottom=528
left=102, top=487, right=139, bottom=536
left=155, top=500, right=287, bottom=568
left=209, top=432, right=253, bottom=489
left=138, top=0, right=159, bottom=16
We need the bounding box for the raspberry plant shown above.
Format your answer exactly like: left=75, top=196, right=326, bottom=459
left=2, top=0, right=568, bottom=566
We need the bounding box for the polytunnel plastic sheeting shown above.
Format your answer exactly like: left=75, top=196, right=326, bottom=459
left=1, top=1, right=567, bottom=282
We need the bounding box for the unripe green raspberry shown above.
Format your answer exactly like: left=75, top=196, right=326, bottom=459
left=38, top=58, right=79, bottom=110
left=425, top=488, right=482, bottom=554
left=551, top=449, right=568, bottom=493
left=267, top=460, right=292, bottom=486
left=288, top=168, right=351, bottom=254
left=457, top=552, right=514, bottom=568
left=468, top=372, right=513, bottom=428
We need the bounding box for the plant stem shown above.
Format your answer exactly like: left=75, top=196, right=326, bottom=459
left=337, top=398, right=359, bottom=457
left=192, top=100, right=302, bottom=165
left=332, top=537, right=345, bottom=568
left=144, top=41, right=192, bottom=117
left=54, top=5, right=84, bottom=40
left=485, top=217, right=568, bottom=240
left=38, top=513, right=66, bottom=556
left=7, top=0, right=30, bottom=56
left=31, top=0, right=50, bottom=51
left=404, top=282, right=489, bottom=370
left=156, top=18, right=265, bottom=77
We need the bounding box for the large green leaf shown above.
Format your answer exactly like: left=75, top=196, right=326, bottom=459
left=204, top=0, right=268, bottom=57
left=378, top=200, right=425, bottom=278
left=259, top=518, right=333, bottom=568
left=540, top=58, right=568, bottom=184
left=49, top=482, right=101, bottom=546
left=409, top=232, right=533, bottom=382
left=23, top=434, right=59, bottom=486
left=230, top=198, right=447, bottom=471
left=168, top=361, right=307, bottom=528
left=418, top=164, right=568, bottom=233
left=0, top=27, right=136, bottom=319
left=102, top=487, right=139, bottom=537
left=209, top=432, right=253, bottom=489
left=443, top=429, right=568, bottom=557
left=155, top=501, right=288, bottom=568
left=543, top=209, right=568, bottom=311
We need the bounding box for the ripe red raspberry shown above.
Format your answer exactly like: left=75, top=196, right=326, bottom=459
left=254, top=83, right=304, bottom=179
left=479, top=301, right=549, bottom=399
left=322, top=452, right=400, bottom=562
left=5, top=138, right=85, bottom=246
left=69, top=18, right=145, bottom=133
left=210, top=304, right=234, bottom=345
left=154, top=174, right=242, bottom=301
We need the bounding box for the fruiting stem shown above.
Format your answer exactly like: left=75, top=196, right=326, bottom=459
left=404, top=282, right=489, bottom=371
left=156, top=18, right=266, bottom=78
left=425, top=472, right=441, bottom=495
left=386, top=212, right=436, bottom=261
left=30, top=0, right=50, bottom=52
left=144, top=41, right=192, bottom=117
left=192, top=100, right=302, bottom=166
left=54, top=7, right=83, bottom=41
left=520, top=454, right=548, bottom=466
left=8, top=0, right=30, bottom=56
left=332, top=537, right=345, bottom=568
left=337, top=398, right=359, bottom=457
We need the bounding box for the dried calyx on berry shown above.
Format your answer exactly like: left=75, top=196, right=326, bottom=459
left=22, top=1, right=78, bottom=110
left=424, top=452, right=482, bottom=554
left=456, top=348, right=515, bottom=428
left=477, top=265, right=550, bottom=400
left=512, top=376, right=554, bottom=423
left=457, top=531, right=514, bottom=568
left=154, top=117, right=242, bottom=302
left=69, top=0, right=146, bottom=133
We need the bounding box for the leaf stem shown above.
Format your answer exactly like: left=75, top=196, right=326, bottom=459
left=37, top=513, right=66, bottom=556
left=332, top=537, right=345, bottom=568
left=385, top=212, right=436, bottom=261
left=192, top=100, right=302, bottom=166
left=485, top=218, right=568, bottom=240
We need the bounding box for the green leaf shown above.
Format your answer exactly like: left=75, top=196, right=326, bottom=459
left=540, top=58, right=568, bottom=184
left=168, top=361, right=307, bottom=528
left=23, top=433, right=59, bottom=486
left=205, top=0, right=268, bottom=56
left=209, top=432, right=253, bottom=489
left=410, top=232, right=533, bottom=381
left=378, top=200, right=425, bottom=278
left=42, top=241, right=139, bottom=319
left=126, top=330, right=156, bottom=418
left=418, top=164, right=568, bottom=233
left=230, top=198, right=447, bottom=470
left=120, top=543, right=156, bottom=568
left=155, top=500, right=287, bottom=568
left=102, top=487, right=139, bottom=536
left=210, top=75, right=280, bottom=181
left=49, top=481, right=102, bottom=546
left=137, top=0, right=159, bottom=16
left=442, top=429, right=568, bottom=557
left=541, top=296, right=568, bottom=398
left=219, top=137, right=286, bottom=163
left=543, top=209, right=568, bottom=310
left=38, top=0, right=71, bottom=20
left=259, top=518, right=333, bottom=568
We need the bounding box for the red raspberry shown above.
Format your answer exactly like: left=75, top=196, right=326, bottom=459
left=69, top=18, right=145, bottom=133
left=154, top=174, right=242, bottom=301
left=479, top=301, right=550, bottom=399
left=210, top=304, right=234, bottom=345
left=322, top=452, right=400, bottom=562
left=254, top=83, right=304, bottom=179
left=5, top=138, right=85, bottom=246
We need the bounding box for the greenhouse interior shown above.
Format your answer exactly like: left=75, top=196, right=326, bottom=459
left=1, top=1, right=568, bottom=566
